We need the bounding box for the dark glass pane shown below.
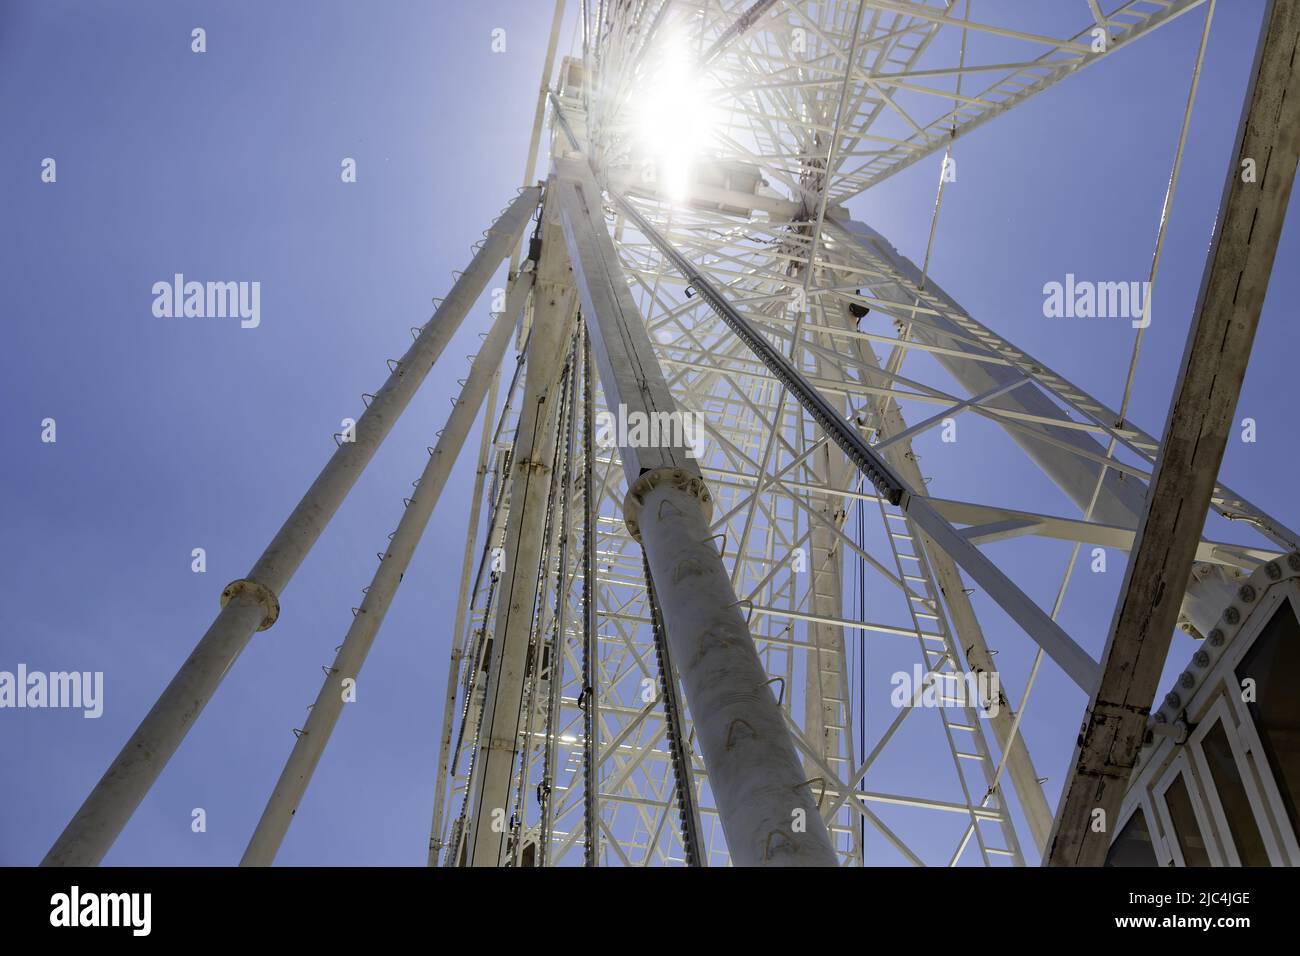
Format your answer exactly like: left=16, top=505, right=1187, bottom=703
left=1105, top=807, right=1158, bottom=867
left=1236, top=601, right=1300, bottom=837
left=1201, top=721, right=1270, bottom=865
left=1164, top=773, right=1211, bottom=866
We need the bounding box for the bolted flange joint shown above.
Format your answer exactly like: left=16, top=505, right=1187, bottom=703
left=623, top=466, right=713, bottom=542
left=220, top=578, right=281, bottom=632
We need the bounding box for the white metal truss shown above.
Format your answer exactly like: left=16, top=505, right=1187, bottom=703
left=425, top=0, right=1294, bottom=867
left=49, top=0, right=1300, bottom=871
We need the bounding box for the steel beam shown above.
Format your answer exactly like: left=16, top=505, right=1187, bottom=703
left=702, top=0, right=781, bottom=65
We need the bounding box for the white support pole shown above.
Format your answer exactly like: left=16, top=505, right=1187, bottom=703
left=240, top=273, right=535, bottom=866
left=464, top=190, right=580, bottom=866
left=556, top=164, right=838, bottom=866
left=510, top=0, right=567, bottom=279
left=42, top=187, right=542, bottom=868
left=427, top=356, right=509, bottom=867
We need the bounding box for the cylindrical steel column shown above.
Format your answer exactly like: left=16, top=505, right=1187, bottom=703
left=42, top=187, right=542, bottom=867
left=631, top=470, right=838, bottom=866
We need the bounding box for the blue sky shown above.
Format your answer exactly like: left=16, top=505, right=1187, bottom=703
left=1, top=0, right=1295, bottom=866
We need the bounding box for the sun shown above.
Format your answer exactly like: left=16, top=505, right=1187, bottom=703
left=634, top=27, right=721, bottom=201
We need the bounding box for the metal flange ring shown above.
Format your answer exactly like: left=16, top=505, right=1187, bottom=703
left=220, top=578, right=281, bottom=632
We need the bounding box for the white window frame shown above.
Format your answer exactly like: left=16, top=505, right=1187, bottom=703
left=1218, top=590, right=1300, bottom=863
left=1152, top=750, right=1223, bottom=866
left=1110, top=794, right=1172, bottom=867
left=1186, top=693, right=1288, bottom=865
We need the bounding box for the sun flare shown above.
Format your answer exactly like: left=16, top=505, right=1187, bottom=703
left=634, top=30, right=720, bottom=201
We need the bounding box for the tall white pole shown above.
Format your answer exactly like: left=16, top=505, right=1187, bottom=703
left=42, top=187, right=542, bottom=867
left=426, top=354, right=509, bottom=866
left=464, top=193, right=579, bottom=866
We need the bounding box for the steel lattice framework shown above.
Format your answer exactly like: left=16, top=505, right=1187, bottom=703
left=424, top=0, right=1294, bottom=867
left=42, top=0, right=1297, bottom=870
